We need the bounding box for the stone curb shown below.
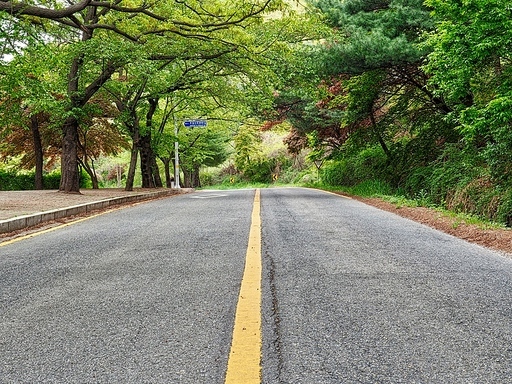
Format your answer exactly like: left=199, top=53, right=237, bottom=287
left=0, top=188, right=193, bottom=235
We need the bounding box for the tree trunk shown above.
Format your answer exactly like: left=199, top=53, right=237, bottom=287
left=79, top=158, right=99, bottom=189
left=142, top=97, right=162, bottom=188
left=160, top=157, right=173, bottom=187
left=193, top=165, right=201, bottom=188
left=60, top=51, right=82, bottom=194
left=369, top=110, right=391, bottom=159
left=59, top=116, right=81, bottom=193
left=151, top=155, right=163, bottom=188
left=139, top=132, right=155, bottom=188
left=182, top=165, right=201, bottom=188
left=125, top=143, right=138, bottom=191
left=182, top=168, right=192, bottom=188
left=138, top=132, right=163, bottom=188
left=30, top=114, right=44, bottom=190
left=125, top=116, right=140, bottom=191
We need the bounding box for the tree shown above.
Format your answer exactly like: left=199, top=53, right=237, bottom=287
left=0, top=43, right=63, bottom=189
left=178, top=126, right=230, bottom=188
left=0, top=111, right=61, bottom=186
left=103, top=0, right=304, bottom=190
left=265, top=0, right=460, bottom=187
left=424, top=0, right=512, bottom=184
left=2, top=0, right=282, bottom=192
left=3, top=0, right=332, bottom=193
left=77, top=97, right=130, bottom=189
left=107, top=43, right=259, bottom=190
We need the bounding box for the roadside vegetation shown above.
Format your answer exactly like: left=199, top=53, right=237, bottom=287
left=1, top=0, right=512, bottom=226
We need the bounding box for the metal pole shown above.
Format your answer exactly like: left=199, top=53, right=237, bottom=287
left=174, top=117, right=180, bottom=189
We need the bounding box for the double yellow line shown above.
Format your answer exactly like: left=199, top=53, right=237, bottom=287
left=225, top=189, right=262, bottom=383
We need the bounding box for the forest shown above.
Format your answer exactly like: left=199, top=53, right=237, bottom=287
left=1, top=0, right=512, bottom=225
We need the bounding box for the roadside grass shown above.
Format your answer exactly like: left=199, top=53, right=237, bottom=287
left=199, top=182, right=271, bottom=190
left=199, top=180, right=305, bottom=190
left=318, top=180, right=507, bottom=231
left=382, top=195, right=506, bottom=230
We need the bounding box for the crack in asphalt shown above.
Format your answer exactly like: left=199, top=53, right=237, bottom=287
left=262, top=243, right=285, bottom=384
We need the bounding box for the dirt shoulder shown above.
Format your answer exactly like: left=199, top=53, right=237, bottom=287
left=351, top=195, right=512, bottom=257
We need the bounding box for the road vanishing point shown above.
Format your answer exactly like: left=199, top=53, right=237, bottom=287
left=1, top=187, right=512, bottom=383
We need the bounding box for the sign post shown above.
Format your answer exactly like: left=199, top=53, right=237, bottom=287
left=174, top=118, right=180, bottom=189
left=173, top=119, right=208, bottom=189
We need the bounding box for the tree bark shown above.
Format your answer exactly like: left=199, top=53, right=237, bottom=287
left=140, top=97, right=162, bottom=188
left=151, top=155, right=163, bottom=187
left=182, top=165, right=201, bottom=188
left=60, top=53, right=82, bottom=193
left=0, top=0, right=91, bottom=18
left=160, top=156, right=173, bottom=187
left=30, top=114, right=44, bottom=190
left=138, top=135, right=162, bottom=188
left=125, top=142, right=138, bottom=191
left=123, top=111, right=140, bottom=191
left=194, top=165, right=201, bottom=188
left=139, top=132, right=155, bottom=188
left=59, top=116, right=81, bottom=193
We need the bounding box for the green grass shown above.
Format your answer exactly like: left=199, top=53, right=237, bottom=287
left=439, top=209, right=506, bottom=230
left=199, top=180, right=307, bottom=190
left=317, top=180, right=508, bottom=230
left=379, top=195, right=506, bottom=230
left=198, top=182, right=271, bottom=190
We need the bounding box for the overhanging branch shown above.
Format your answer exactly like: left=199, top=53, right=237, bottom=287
left=0, top=0, right=91, bottom=18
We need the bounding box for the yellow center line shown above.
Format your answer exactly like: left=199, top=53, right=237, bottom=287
left=225, top=188, right=262, bottom=384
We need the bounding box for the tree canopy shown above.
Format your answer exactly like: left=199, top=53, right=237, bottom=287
left=1, top=0, right=317, bottom=191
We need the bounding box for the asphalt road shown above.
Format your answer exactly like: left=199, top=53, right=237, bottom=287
left=1, top=187, right=512, bottom=383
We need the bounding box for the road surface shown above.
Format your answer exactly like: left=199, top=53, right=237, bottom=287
left=1, top=187, right=511, bottom=383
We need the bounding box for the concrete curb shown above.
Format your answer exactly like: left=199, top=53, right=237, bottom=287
left=0, top=188, right=193, bottom=235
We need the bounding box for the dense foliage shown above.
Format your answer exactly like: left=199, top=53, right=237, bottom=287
left=0, top=0, right=313, bottom=191
left=261, top=0, right=512, bottom=225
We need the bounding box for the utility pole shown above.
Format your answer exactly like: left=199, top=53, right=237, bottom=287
left=174, top=117, right=180, bottom=189
left=173, top=118, right=207, bottom=189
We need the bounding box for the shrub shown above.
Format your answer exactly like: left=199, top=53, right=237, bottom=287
left=321, top=146, right=388, bottom=187
left=0, top=169, right=90, bottom=190
left=446, top=177, right=499, bottom=218
left=496, top=189, right=512, bottom=226
left=0, top=170, right=18, bottom=190
left=43, top=171, right=61, bottom=189
left=0, top=170, right=34, bottom=190
left=403, top=145, right=484, bottom=203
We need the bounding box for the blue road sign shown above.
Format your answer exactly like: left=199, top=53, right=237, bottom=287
left=183, top=119, right=207, bottom=127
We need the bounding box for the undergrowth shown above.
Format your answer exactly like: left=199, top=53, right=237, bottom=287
left=318, top=144, right=512, bottom=227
